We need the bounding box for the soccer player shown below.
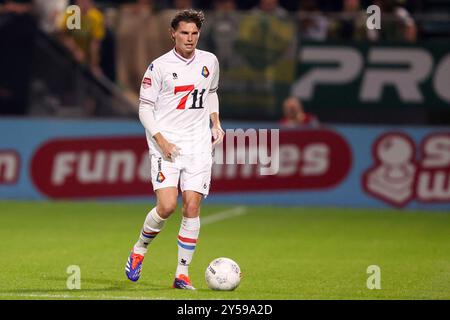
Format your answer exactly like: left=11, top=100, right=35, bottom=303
left=125, top=9, right=224, bottom=290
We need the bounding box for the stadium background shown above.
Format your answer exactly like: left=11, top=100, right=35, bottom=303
left=0, top=0, right=449, bottom=300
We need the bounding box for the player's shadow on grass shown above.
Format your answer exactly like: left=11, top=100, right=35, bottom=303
left=1, top=277, right=172, bottom=294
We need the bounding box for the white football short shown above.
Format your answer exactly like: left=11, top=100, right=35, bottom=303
left=150, top=153, right=213, bottom=197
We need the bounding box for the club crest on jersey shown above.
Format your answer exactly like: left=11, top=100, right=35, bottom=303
left=156, top=171, right=166, bottom=183
left=201, top=66, right=210, bottom=78
left=142, top=77, right=152, bottom=89
left=173, top=73, right=178, bottom=80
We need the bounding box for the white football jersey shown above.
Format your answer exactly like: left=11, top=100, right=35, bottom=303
left=140, top=48, right=219, bottom=156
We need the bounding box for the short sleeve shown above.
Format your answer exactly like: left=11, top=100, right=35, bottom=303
left=139, top=62, right=163, bottom=104
left=209, top=57, right=220, bottom=93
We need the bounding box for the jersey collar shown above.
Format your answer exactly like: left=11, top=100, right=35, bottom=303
left=173, top=48, right=196, bottom=65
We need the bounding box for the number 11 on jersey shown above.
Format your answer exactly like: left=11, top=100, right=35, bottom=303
left=175, top=85, right=205, bottom=110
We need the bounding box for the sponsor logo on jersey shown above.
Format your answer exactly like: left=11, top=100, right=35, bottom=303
left=201, top=66, right=209, bottom=78
left=142, top=77, right=152, bottom=89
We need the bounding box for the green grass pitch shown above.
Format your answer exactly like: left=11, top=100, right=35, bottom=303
left=0, top=201, right=449, bottom=300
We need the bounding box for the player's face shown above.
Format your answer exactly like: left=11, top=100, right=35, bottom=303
left=172, top=21, right=200, bottom=58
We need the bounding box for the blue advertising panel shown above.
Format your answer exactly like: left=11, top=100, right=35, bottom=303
left=0, top=118, right=448, bottom=210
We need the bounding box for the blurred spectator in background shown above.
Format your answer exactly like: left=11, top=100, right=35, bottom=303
left=0, top=0, right=32, bottom=14
left=236, top=0, right=294, bottom=70
left=297, top=0, right=329, bottom=41
left=0, top=0, right=35, bottom=115
left=317, top=0, right=341, bottom=12
left=33, top=0, right=68, bottom=34
left=279, top=96, right=320, bottom=128
left=233, top=0, right=296, bottom=118
left=367, top=0, right=417, bottom=42
left=253, top=0, right=288, bottom=18
left=328, top=0, right=367, bottom=41
left=201, top=0, right=239, bottom=70
left=215, top=0, right=236, bottom=14
left=99, top=5, right=117, bottom=82
left=115, top=0, right=167, bottom=107
left=59, top=0, right=105, bottom=77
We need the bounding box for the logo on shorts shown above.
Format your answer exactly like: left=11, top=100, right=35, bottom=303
left=156, top=172, right=166, bottom=183
left=201, top=66, right=209, bottom=78
left=142, top=77, right=152, bottom=89
left=156, top=157, right=165, bottom=182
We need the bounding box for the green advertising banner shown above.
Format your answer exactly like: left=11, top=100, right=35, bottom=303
left=202, top=11, right=450, bottom=121
left=291, top=42, right=450, bottom=110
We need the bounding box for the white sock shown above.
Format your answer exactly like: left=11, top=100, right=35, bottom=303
left=176, top=216, right=200, bottom=277
left=133, top=207, right=166, bottom=255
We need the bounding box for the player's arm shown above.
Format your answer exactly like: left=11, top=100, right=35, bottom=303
left=208, top=92, right=224, bottom=146
left=209, top=57, right=224, bottom=146
left=139, top=101, right=180, bottom=160
left=139, top=64, right=180, bottom=159
left=139, top=100, right=161, bottom=137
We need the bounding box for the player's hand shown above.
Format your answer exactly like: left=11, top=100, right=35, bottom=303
left=211, top=126, right=225, bottom=147
left=155, top=133, right=180, bottom=161
left=162, top=142, right=181, bottom=161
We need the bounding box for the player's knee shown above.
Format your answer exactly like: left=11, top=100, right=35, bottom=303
left=157, top=201, right=177, bottom=218
left=183, top=202, right=200, bottom=217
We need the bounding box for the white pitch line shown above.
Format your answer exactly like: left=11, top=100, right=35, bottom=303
left=202, top=206, right=247, bottom=226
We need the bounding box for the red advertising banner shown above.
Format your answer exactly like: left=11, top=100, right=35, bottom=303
left=212, top=129, right=352, bottom=192
left=31, top=136, right=152, bottom=198
left=30, top=130, right=352, bottom=199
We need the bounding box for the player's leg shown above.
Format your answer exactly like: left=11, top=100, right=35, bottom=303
left=133, top=187, right=178, bottom=255
left=173, top=153, right=212, bottom=289
left=126, top=188, right=178, bottom=282
left=126, top=155, right=180, bottom=282
left=172, top=190, right=203, bottom=290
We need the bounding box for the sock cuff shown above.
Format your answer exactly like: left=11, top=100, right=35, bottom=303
left=181, top=216, right=200, bottom=231
left=150, top=207, right=166, bottom=224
